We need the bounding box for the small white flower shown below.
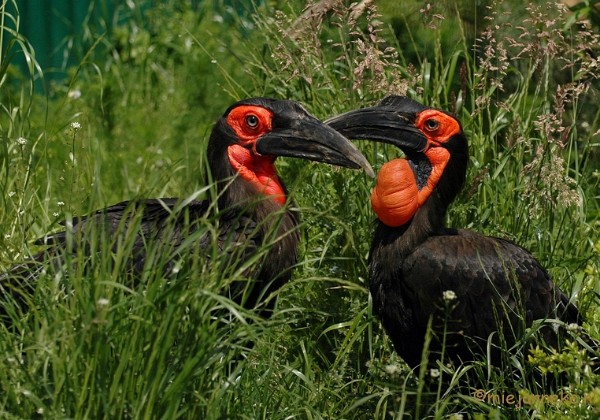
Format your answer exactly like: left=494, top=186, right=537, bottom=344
left=22, top=390, right=32, bottom=397
left=449, top=414, right=464, bottom=420
left=567, top=323, right=580, bottom=331
left=4, top=234, right=11, bottom=239
left=430, top=368, right=440, bottom=378
left=16, top=137, right=27, bottom=145
left=57, top=201, right=65, bottom=207
left=70, top=122, right=81, bottom=131
left=171, top=262, right=182, bottom=274
left=68, top=89, right=81, bottom=99
left=211, top=59, right=217, bottom=64
left=53, top=212, right=59, bottom=217
left=442, top=290, right=457, bottom=302
left=8, top=191, right=15, bottom=197
left=384, top=364, right=402, bottom=375
left=36, top=408, right=44, bottom=415
left=97, top=298, right=110, bottom=307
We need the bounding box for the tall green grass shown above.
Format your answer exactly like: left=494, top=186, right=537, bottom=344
left=1, top=0, right=599, bottom=418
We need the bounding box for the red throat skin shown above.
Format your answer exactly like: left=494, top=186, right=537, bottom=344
left=371, top=148, right=450, bottom=227
left=227, top=144, right=286, bottom=205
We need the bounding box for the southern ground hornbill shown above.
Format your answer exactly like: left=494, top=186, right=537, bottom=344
left=1, top=98, right=372, bottom=320
left=327, top=95, right=592, bottom=370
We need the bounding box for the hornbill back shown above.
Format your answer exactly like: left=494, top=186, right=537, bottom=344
left=1, top=98, right=373, bottom=320
left=328, top=96, right=591, bottom=369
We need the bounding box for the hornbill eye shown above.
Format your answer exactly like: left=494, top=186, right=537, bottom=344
left=245, top=114, right=260, bottom=129
left=424, top=118, right=439, bottom=131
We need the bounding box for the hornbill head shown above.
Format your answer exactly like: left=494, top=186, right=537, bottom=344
left=208, top=98, right=374, bottom=207
left=327, top=96, right=469, bottom=227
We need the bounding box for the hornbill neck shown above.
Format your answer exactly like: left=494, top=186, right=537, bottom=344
left=206, top=125, right=299, bottom=315
left=373, top=149, right=468, bottom=254
left=209, top=150, right=289, bottom=213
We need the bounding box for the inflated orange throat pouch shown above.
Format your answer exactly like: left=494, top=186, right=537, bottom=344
left=371, top=150, right=449, bottom=227
left=371, top=159, right=420, bottom=227
left=227, top=144, right=286, bottom=205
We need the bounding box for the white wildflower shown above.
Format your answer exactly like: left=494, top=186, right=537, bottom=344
left=57, top=201, right=65, bottom=207
left=70, top=122, right=81, bottom=131
left=384, top=364, right=402, bottom=375
left=16, top=137, right=27, bottom=145
left=68, top=89, right=81, bottom=99
left=97, top=298, right=110, bottom=307
left=171, top=263, right=181, bottom=274
left=430, top=368, right=440, bottom=378
left=443, top=290, right=457, bottom=302
left=8, top=191, right=15, bottom=197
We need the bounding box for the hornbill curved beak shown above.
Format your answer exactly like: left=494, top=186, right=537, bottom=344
left=256, top=115, right=375, bottom=178
left=325, top=106, right=428, bottom=153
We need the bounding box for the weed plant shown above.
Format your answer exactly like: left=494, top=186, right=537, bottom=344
left=1, top=0, right=599, bottom=418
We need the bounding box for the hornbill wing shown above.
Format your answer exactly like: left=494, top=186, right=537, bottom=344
left=37, top=198, right=194, bottom=247
left=27, top=197, right=270, bottom=275
left=1, top=197, right=280, bottom=316
left=393, top=230, right=581, bottom=359
left=1, top=199, right=205, bottom=290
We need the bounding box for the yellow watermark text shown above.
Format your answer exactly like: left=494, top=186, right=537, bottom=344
left=472, top=389, right=588, bottom=408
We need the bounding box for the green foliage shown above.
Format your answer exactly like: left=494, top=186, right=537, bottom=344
left=1, top=0, right=599, bottom=418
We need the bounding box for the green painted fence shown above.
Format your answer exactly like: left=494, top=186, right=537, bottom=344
left=6, top=0, right=117, bottom=83
left=20, top=1, right=105, bottom=70
left=5, top=0, right=258, bottom=86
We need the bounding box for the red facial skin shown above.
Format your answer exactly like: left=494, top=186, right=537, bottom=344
left=371, top=110, right=460, bottom=227
left=226, top=105, right=286, bottom=205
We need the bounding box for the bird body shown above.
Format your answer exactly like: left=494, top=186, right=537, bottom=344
left=369, top=223, right=580, bottom=367
left=327, top=96, right=584, bottom=368
left=1, top=98, right=372, bottom=318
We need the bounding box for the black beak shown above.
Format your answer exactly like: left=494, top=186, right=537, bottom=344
left=325, top=106, right=428, bottom=153
left=256, top=115, right=375, bottom=178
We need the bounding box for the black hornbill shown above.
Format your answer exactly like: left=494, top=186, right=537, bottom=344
left=1, top=98, right=373, bottom=319
left=327, top=95, right=587, bottom=369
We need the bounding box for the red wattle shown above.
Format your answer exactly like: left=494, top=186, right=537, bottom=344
left=227, top=144, right=286, bottom=205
